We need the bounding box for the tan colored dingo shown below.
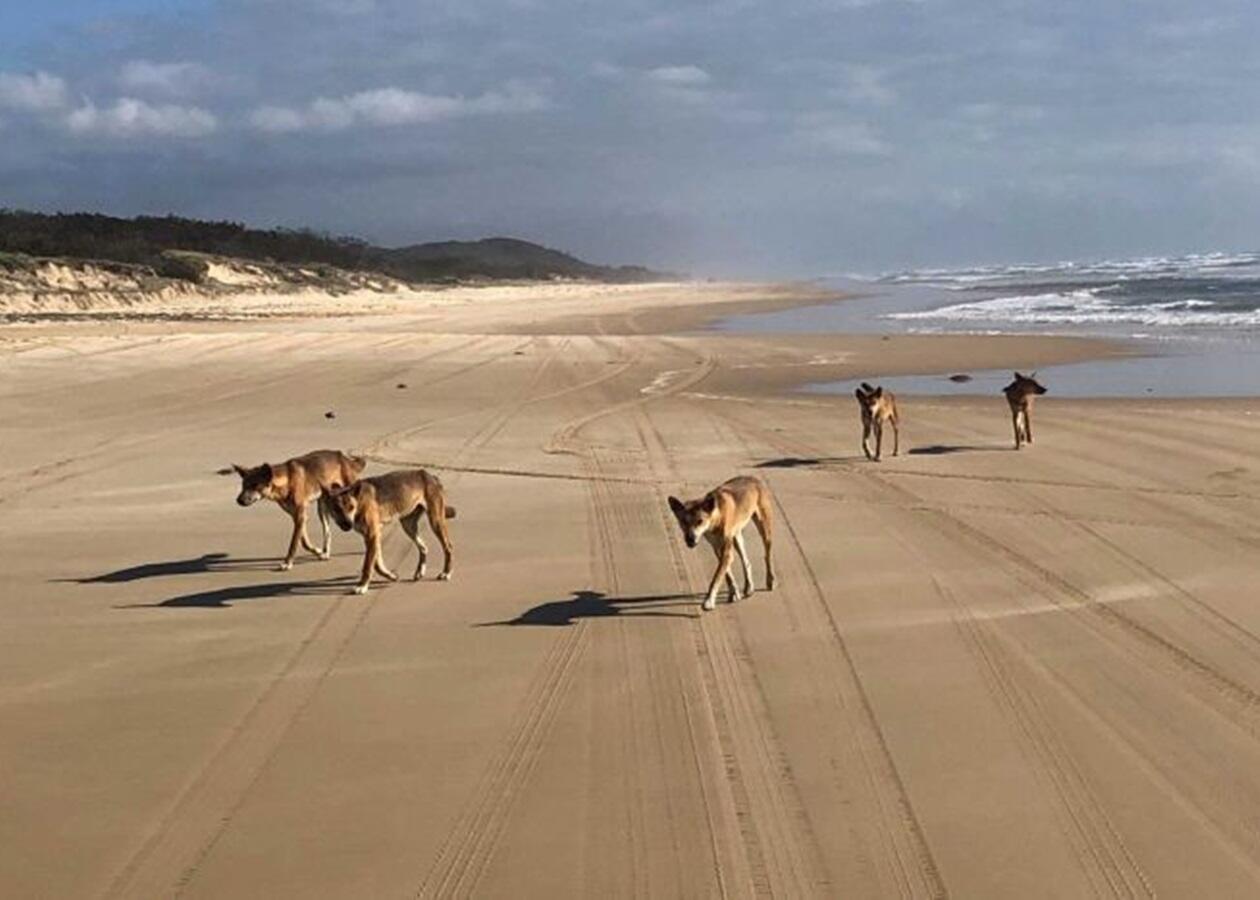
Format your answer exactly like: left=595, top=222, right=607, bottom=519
left=326, top=469, right=455, bottom=595
left=232, top=450, right=366, bottom=570
left=854, top=382, right=900, bottom=461
left=1003, top=372, right=1047, bottom=449
left=668, top=476, right=775, bottom=611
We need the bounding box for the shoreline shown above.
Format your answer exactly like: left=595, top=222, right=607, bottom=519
left=1, top=278, right=1136, bottom=401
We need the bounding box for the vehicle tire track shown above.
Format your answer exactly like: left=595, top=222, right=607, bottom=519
left=933, top=577, right=1154, bottom=898
left=103, top=591, right=377, bottom=899
left=707, top=407, right=949, bottom=897
left=739, top=413, right=1260, bottom=742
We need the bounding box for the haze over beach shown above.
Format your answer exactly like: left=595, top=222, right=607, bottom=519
left=6, top=2, right=1260, bottom=898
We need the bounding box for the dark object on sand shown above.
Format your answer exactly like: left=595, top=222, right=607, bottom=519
left=396, top=383, right=407, bottom=389
left=948, top=373, right=973, bottom=383
left=514, top=350, right=526, bottom=355
left=325, top=411, right=336, bottom=419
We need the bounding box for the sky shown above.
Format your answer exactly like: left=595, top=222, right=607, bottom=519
left=1, top=0, right=1259, bottom=276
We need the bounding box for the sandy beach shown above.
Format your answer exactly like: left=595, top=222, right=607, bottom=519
left=5, top=280, right=1260, bottom=898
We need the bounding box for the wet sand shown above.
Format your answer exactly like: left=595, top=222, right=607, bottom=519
left=4, top=281, right=1260, bottom=897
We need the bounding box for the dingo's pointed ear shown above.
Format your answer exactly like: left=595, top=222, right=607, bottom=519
left=701, top=493, right=718, bottom=514
left=854, top=387, right=866, bottom=401
left=232, top=463, right=249, bottom=477
left=1014, top=371, right=1024, bottom=380
left=860, top=382, right=875, bottom=393
left=872, top=386, right=883, bottom=398
left=668, top=496, right=685, bottom=516
left=259, top=462, right=274, bottom=481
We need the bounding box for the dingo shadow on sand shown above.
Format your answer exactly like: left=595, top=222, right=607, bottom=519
left=62, top=551, right=357, bottom=585
left=117, top=576, right=355, bottom=609
left=479, top=590, right=698, bottom=627
left=755, top=456, right=860, bottom=469
left=906, top=444, right=1005, bottom=456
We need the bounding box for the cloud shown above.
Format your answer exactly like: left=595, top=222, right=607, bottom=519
left=249, top=82, right=548, bottom=133
left=0, top=71, right=69, bottom=112
left=644, top=65, right=711, bottom=86
left=118, top=60, right=212, bottom=96
left=796, top=118, right=890, bottom=157
left=318, top=0, right=377, bottom=12
left=65, top=98, right=218, bottom=138
left=841, top=65, right=896, bottom=106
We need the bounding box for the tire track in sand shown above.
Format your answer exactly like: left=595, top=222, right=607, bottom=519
left=932, top=577, right=1154, bottom=898
left=104, top=335, right=567, bottom=897
left=636, top=407, right=832, bottom=897
left=103, top=593, right=378, bottom=899
left=704, top=408, right=947, bottom=897
left=729, top=411, right=1260, bottom=870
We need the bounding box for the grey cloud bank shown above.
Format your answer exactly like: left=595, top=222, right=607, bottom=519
left=1, top=0, right=1259, bottom=276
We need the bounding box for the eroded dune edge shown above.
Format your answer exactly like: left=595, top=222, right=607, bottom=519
left=4, top=280, right=1260, bottom=898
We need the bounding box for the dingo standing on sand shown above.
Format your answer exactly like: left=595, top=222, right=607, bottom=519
left=1004, top=372, right=1047, bottom=449
left=325, top=469, right=455, bottom=595
left=854, top=382, right=900, bottom=461
left=668, top=476, right=776, bottom=612
left=231, top=449, right=366, bottom=570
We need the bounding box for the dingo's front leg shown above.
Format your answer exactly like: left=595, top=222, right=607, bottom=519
left=703, top=538, right=735, bottom=611
left=280, top=506, right=306, bottom=571
left=353, top=531, right=383, bottom=594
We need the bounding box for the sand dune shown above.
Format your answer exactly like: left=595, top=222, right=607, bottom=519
left=3, top=282, right=1260, bottom=897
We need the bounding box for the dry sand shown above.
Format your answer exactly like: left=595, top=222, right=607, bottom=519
left=4, top=280, right=1260, bottom=897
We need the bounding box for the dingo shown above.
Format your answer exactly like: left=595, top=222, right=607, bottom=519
left=232, top=450, right=366, bottom=570
left=325, top=469, right=455, bottom=595
left=854, top=382, right=900, bottom=461
left=668, top=476, right=775, bottom=612
left=1004, top=372, right=1047, bottom=449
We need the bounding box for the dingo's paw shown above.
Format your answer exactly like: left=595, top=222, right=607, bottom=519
left=278, top=560, right=294, bottom=572
left=437, top=572, right=452, bottom=581
left=352, top=583, right=369, bottom=595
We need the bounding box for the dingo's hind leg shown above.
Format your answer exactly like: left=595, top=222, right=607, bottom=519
left=401, top=509, right=429, bottom=580
left=753, top=501, right=775, bottom=591
left=426, top=501, right=454, bottom=581
left=316, top=495, right=333, bottom=559
left=733, top=531, right=754, bottom=599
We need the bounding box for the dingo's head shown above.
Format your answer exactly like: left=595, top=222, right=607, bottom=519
left=232, top=463, right=278, bottom=507
left=325, top=482, right=362, bottom=532
left=668, top=493, right=719, bottom=549
left=855, top=382, right=884, bottom=413
left=1004, top=372, right=1047, bottom=399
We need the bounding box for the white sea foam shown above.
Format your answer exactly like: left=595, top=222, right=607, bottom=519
left=880, top=250, right=1260, bottom=289
left=889, top=287, right=1260, bottom=329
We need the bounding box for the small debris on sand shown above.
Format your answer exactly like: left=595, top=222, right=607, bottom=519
left=325, top=411, right=336, bottom=419
left=948, top=373, right=973, bottom=383
left=396, top=383, right=407, bottom=389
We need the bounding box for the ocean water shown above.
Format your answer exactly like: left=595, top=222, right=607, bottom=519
left=881, top=251, right=1260, bottom=334
left=716, top=251, right=1260, bottom=397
